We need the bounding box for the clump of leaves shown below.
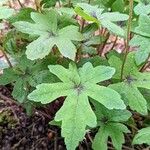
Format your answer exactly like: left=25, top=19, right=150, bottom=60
left=0, top=0, right=150, bottom=149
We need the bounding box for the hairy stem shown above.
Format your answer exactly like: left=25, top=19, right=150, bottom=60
left=120, top=0, right=133, bottom=80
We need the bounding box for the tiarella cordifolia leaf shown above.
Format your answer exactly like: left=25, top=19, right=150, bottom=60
left=133, top=127, right=150, bottom=145
left=130, top=15, right=150, bottom=65
left=92, top=102, right=131, bottom=150
left=28, top=62, right=125, bottom=150
left=75, top=3, right=128, bottom=37
left=109, top=52, right=149, bottom=115
left=13, top=10, right=83, bottom=60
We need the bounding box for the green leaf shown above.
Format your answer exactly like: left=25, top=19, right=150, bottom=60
left=55, top=92, right=96, bottom=150
left=12, top=79, right=28, bottom=103
left=25, top=34, right=55, bottom=60
left=93, top=101, right=131, bottom=123
left=134, top=2, right=150, bottom=15
left=139, top=88, right=150, bottom=110
left=28, top=70, right=59, bottom=87
left=134, top=15, right=150, bottom=37
left=93, top=123, right=129, bottom=150
left=74, top=6, right=99, bottom=24
left=8, top=8, right=35, bottom=23
left=133, top=127, right=150, bottom=145
left=92, top=102, right=131, bottom=150
left=0, top=68, right=19, bottom=85
left=28, top=62, right=125, bottom=150
left=130, top=15, right=150, bottom=65
left=75, top=3, right=128, bottom=37
left=0, top=6, right=14, bottom=19
left=110, top=82, right=148, bottom=115
left=13, top=10, right=83, bottom=60
left=108, top=52, right=138, bottom=79
left=109, top=52, right=149, bottom=115
left=112, top=0, right=125, bottom=12
left=130, top=35, right=150, bottom=65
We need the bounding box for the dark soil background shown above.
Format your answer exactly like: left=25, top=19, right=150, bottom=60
left=0, top=85, right=149, bottom=150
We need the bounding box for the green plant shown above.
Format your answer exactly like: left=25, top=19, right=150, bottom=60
left=0, top=0, right=150, bottom=149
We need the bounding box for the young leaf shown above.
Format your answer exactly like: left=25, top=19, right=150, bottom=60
left=13, top=10, right=83, bottom=60
left=28, top=62, right=125, bottom=150
left=130, top=15, right=150, bottom=65
left=92, top=102, right=131, bottom=150
left=93, top=123, right=130, bottom=150
left=133, top=127, right=150, bottom=145
left=109, top=52, right=149, bottom=115
left=12, top=79, right=28, bottom=103
left=0, top=68, right=19, bottom=85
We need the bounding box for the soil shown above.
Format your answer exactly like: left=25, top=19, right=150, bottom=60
left=0, top=85, right=149, bottom=150
left=0, top=85, right=66, bottom=150
left=0, top=85, right=93, bottom=150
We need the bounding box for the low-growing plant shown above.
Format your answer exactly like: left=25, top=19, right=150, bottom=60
left=0, top=0, right=150, bottom=149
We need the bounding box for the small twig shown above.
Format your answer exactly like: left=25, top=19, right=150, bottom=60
left=58, top=1, right=61, bottom=7
left=68, top=0, right=71, bottom=7
left=79, top=144, right=83, bottom=150
left=87, top=132, right=93, bottom=143
left=97, top=32, right=110, bottom=56
left=109, top=36, right=118, bottom=50
left=120, top=0, right=133, bottom=80
left=75, top=44, right=82, bottom=62
left=80, top=19, right=85, bottom=32
left=54, top=131, right=58, bottom=150
left=12, top=137, right=26, bottom=149
left=35, top=0, right=41, bottom=12
left=17, top=0, right=23, bottom=8
left=34, top=109, right=51, bottom=120
left=0, top=92, right=18, bottom=105
left=139, top=60, right=150, bottom=72
left=108, top=141, right=134, bottom=150
left=1, top=47, right=13, bottom=68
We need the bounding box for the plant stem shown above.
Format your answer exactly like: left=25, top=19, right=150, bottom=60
left=88, top=0, right=91, bottom=4
left=35, top=0, right=41, bottom=12
left=68, top=0, right=71, bottom=7
left=120, top=0, right=133, bottom=80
